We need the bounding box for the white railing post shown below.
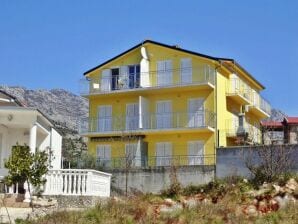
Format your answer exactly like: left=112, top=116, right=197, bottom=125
left=23, top=181, right=31, bottom=203
left=73, top=171, right=77, bottom=195
left=86, top=171, right=92, bottom=195
left=43, top=169, right=111, bottom=197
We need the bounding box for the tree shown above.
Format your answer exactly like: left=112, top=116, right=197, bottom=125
left=244, top=144, right=295, bottom=185
left=4, top=144, right=51, bottom=200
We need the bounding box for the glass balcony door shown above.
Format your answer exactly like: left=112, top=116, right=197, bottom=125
left=126, top=103, right=139, bottom=130
left=128, top=65, right=140, bottom=89
left=96, top=145, right=111, bottom=167
left=111, top=68, right=120, bottom=90
left=188, top=141, right=204, bottom=165
left=156, top=101, right=172, bottom=129
left=188, top=98, right=204, bottom=127
left=97, top=105, right=112, bottom=132
left=157, top=60, right=173, bottom=86
left=180, top=58, right=192, bottom=84
left=156, top=142, right=172, bottom=166
left=125, top=143, right=139, bottom=167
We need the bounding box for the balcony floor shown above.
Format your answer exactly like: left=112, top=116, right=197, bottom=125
left=226, top=94, right=251, bottom=105
left=81, top=126, right=215, bottom=137
left=83, top=82, right=214, bottom=99
left=249, top=106, right=270, bottom=119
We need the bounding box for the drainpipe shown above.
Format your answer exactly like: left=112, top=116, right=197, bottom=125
left=214, top=61, right=223, bottom=180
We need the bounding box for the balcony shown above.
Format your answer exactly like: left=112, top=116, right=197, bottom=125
left=226, top=77, right=251, bottom=105
left=94, top=154, right=216, bottom=170
left=226, top=118, right=261, bottom=144
left=225, top=117, right=248, bottom=138
left=250, top=92, right=271, bottom=118
left=79, top=110, right=215, bottom=136
left=80, top=66, right=215, bottom=96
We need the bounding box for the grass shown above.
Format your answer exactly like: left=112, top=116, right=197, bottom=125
left=15, top=176, right=298, bottom=224
left=15, top=195, right=298, bottom=224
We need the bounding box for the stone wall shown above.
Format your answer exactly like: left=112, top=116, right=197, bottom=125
left=216, top=144, right=298, bottom=179
left=110, top=165, right=215, bottom=194
left=43, top=195, right=108, bottom=208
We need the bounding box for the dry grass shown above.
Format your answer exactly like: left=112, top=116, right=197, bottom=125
left=15, top=195, right=298, bottom=224
left=15, top=177, right=298, bottom=224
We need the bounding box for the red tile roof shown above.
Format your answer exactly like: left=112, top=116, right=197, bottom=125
left=261, top=121, right=283, bottom=127
left=285, top=117, right=298, bottom=124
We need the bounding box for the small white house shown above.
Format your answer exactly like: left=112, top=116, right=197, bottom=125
left=0, top=90, right=111, bottom=199
left=0, top=90, right=62, bottom=178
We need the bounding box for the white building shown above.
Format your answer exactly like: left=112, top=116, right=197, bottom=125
left=0, top=90, right=62, bottom=178
left=0, top=90, right=111, bottom=199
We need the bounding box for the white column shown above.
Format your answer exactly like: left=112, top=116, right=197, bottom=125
left=29, top=124, right=37, bottom=153
left=23, top=181, right=31, bottom=203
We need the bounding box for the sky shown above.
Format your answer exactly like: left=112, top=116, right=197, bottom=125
left=0, top=0, right=297, bottom=115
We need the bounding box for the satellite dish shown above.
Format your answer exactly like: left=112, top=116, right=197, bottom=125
left=141, top=47, right=148, bottom=60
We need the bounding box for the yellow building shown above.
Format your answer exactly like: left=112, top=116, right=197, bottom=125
left=80, top=40, right=271, bottom=168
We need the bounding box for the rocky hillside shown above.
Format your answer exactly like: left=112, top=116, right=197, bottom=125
left=0, top=85, right=88, bottom=135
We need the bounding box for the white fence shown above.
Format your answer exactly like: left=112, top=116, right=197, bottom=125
left=43, top=169, right=112, bottom=197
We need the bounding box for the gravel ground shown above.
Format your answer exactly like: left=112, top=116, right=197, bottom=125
left=0, top=207, right=85, bottom=224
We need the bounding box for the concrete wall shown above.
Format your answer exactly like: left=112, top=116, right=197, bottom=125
left=111, top=165, right=215, bottom=194
left=216, top=145, right=298, bottom=179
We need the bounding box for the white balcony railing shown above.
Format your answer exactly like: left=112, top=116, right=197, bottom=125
left=226, top=77, right=251, bottom=102
left=79, top=111, right=215, bottom=134
left=226, top=75, right=271, bottom=116
left=251, top=91, right=271, bottom=115
left=80, top=66, right=215, bottom=95
left=43, top=169, right=112, bottom=197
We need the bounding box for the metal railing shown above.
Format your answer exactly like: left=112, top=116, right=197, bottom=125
left=79, top=110, right=216, bottom=134
left=226, top=77, right=271, bottom=116
left=226, top=78, right=252, bottom=102
left=80, top=66, right=215, bottom=95
left=94, top=154, right=216, bottom=169
left=251, top=92, right=271, bottom=115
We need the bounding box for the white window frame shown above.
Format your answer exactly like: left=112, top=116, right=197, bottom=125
left=180, top=58, right=192, bottom=84
left=155, top=142, right=172, bottom=166
left=157, top=60, right=173, bottom=86
left=126, top=103, right=139, bottom=130
left=96, top=144, right=111, bottom=167
left=97, top=105, right=112, bottom=132
left=187, top=141, right=204, bottom=165
left=125, top=143, right=139, bottom=167
left=188, top=98, right=204, bottom=127
left=156, top=100, right=172, bottom=129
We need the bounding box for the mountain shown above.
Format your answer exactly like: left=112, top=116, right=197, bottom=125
left=0, top=85, right=88, bottom=134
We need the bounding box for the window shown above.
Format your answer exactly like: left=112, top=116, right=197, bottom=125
left=180, top=58, right=192, bottom=84
left=111, top=68, right=120, bottom=90
left=157, top=60, right=172, bottom=86
left=188, top=141, right=204, bottom=165
left=101, top=69, right=111, bottom=91
left=96, top=145, right=111, bottom=167
left=126, top=103, right=139, bottom=130
left=128, top=65, right=140, bottom=88
left=125, top=143, right=140, bottom=167
left=156, top=101, right=172, bottom=129
left=97, top=105, right=112, bottom=132
left=156, top=142, right=172, bottom=166
left=188, top=98, right=204, bottom=127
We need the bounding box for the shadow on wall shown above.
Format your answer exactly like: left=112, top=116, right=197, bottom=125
left=216, top=145, right=298, bottom=179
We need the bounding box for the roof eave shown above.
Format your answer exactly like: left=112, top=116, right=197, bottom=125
left=83, top=40, right=233, bottom=76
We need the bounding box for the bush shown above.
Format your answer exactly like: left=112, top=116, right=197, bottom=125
left=161, top=182, right=182, bottom=198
